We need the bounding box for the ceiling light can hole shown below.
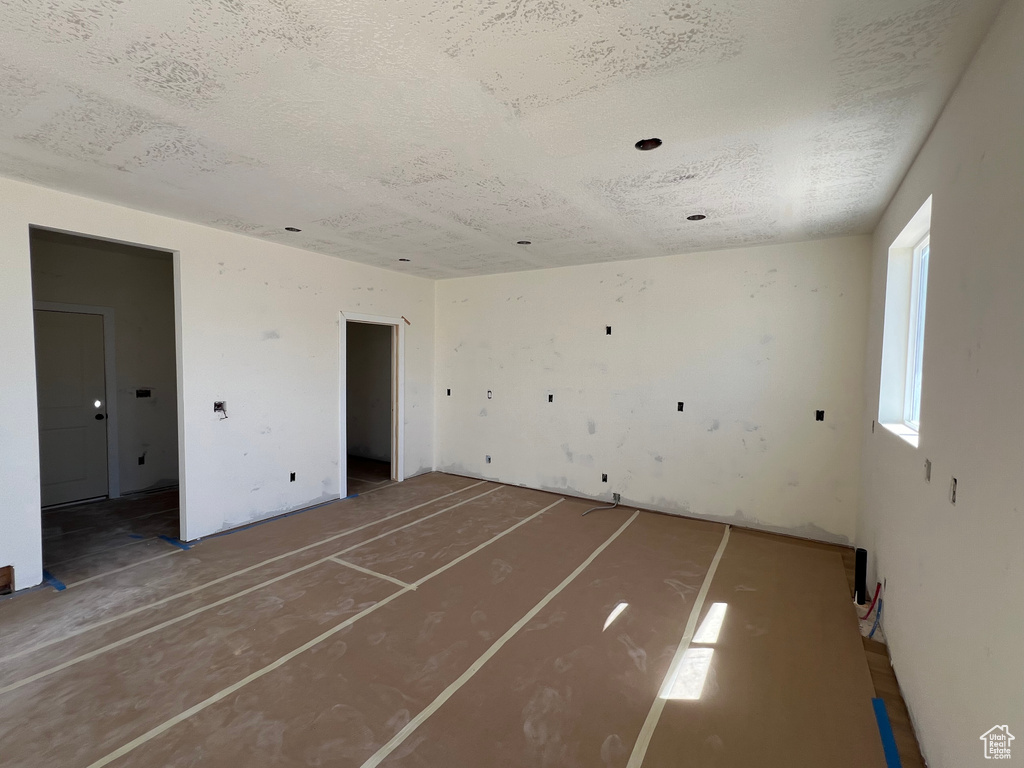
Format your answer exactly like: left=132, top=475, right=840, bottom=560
left=284, top=227, right=301, bottom=232
left=687, top=214, right=707, bottom=221
left=635, top=138, right=663, bottom=151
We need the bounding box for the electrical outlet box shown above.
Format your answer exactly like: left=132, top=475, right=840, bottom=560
left=602, top=473, right=608, bottom=483
left=446, top=389, right=451, bottom=396
left=214, top=401, right=226, bottom=413
left=138, top=454, right=145, bottom=466
left=677, top=402, right=684, bottom=412
left=548, top=394, right=553, bottom=402
left=136, top=388, right=152, bottom=398
left=606, top=326, right=612, bottom=335
left=485, top=455, right=491, bottom=464
left=816, top=410, right=825, bottom=421
left=924, top=459, right=932, bottom=482
left=950, top=477, right=957, bottom=505
left=613, top=492, right=621, bottom=503
left=487, top=390, right=492, bottom=399
left=290, top=472, right=296, bottom=482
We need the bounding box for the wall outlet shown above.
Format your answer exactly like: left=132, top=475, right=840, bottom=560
left=485, top=455, right=491, bottom=464
left=613, top=492, right=621, bottom=503
left=486, top=390, right=492, bottom=399
left=290, top=472, right=296, bottom=482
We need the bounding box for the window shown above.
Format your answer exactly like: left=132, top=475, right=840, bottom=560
left=878, top=197, right=931, bottom=447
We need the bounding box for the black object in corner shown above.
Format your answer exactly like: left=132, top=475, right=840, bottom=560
left=854, top=548, right=868, bottom=604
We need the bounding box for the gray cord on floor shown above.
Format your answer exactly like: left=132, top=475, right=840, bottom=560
left=582, top=499, right=619, bottom=517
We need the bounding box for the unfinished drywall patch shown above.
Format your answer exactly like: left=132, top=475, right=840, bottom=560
left=427, top=0, right=743, bottom=110
left=436, top=236, right=871, bottom=543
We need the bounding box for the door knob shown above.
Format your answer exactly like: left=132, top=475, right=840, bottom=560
left=95, top=414, right=106, bottom=420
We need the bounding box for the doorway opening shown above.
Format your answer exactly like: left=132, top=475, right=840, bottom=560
left=344, top=315, right=403, bottom=495
left=30, top=228, right=182, bottom=588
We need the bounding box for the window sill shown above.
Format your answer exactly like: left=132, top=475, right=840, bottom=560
left=880, top=422, right=919, bottom=448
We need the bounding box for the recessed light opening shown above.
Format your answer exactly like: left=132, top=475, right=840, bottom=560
left=635, top=138, right=663, bottom=151
left=284, top=226, right=301, bottom=232
left=687, top=214, right=707, bottom=221
left=516, top=240, right=532, bottom=245
left=398, top=258, right=410, bottom=262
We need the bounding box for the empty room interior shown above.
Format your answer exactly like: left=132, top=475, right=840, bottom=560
left=0, top=0, right=1020, bottom=766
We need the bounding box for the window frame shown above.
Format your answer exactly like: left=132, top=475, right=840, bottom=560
left=878, top=195, right=932, bottom=448
left=902, top=234, right=929, bottom=432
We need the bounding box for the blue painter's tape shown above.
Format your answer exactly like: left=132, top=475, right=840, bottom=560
left=158, top=535, right=192, bottom=551
left=42, top=570, right=67, bottom=592
left=344, top=494, right=359, bottom=499
left=873, top=698, right=903, bottom=768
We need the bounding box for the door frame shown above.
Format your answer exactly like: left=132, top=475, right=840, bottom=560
left=340, top=311, right=405, bottom=497
left=33, top=301, right=121, bottom=500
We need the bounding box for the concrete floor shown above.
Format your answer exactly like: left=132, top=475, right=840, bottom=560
left=40, top=488, right=181, bottom=589
left=347, top=456, right=393, bottom=494
left=0, top=473, right=889, bottom=767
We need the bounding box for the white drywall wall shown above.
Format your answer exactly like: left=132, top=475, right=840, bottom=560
left=857, top=0, right=1024, bottom=764
left=31, top=231, right=179, bottom=494
left=436, top=236, right=871, bottom=543
left=346, top=322, right=393, bottom=463
left=0, top=176, right=435, bottom=590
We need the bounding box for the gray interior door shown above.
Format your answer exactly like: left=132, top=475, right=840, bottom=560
left=34, top=310, right=109, bottom=506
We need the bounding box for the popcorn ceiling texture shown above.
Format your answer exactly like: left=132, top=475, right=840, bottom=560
left=0, top=0, right=1004, bottom=278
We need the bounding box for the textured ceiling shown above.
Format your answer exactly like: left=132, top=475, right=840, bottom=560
left=0, top=0, right=1004, bottom=278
